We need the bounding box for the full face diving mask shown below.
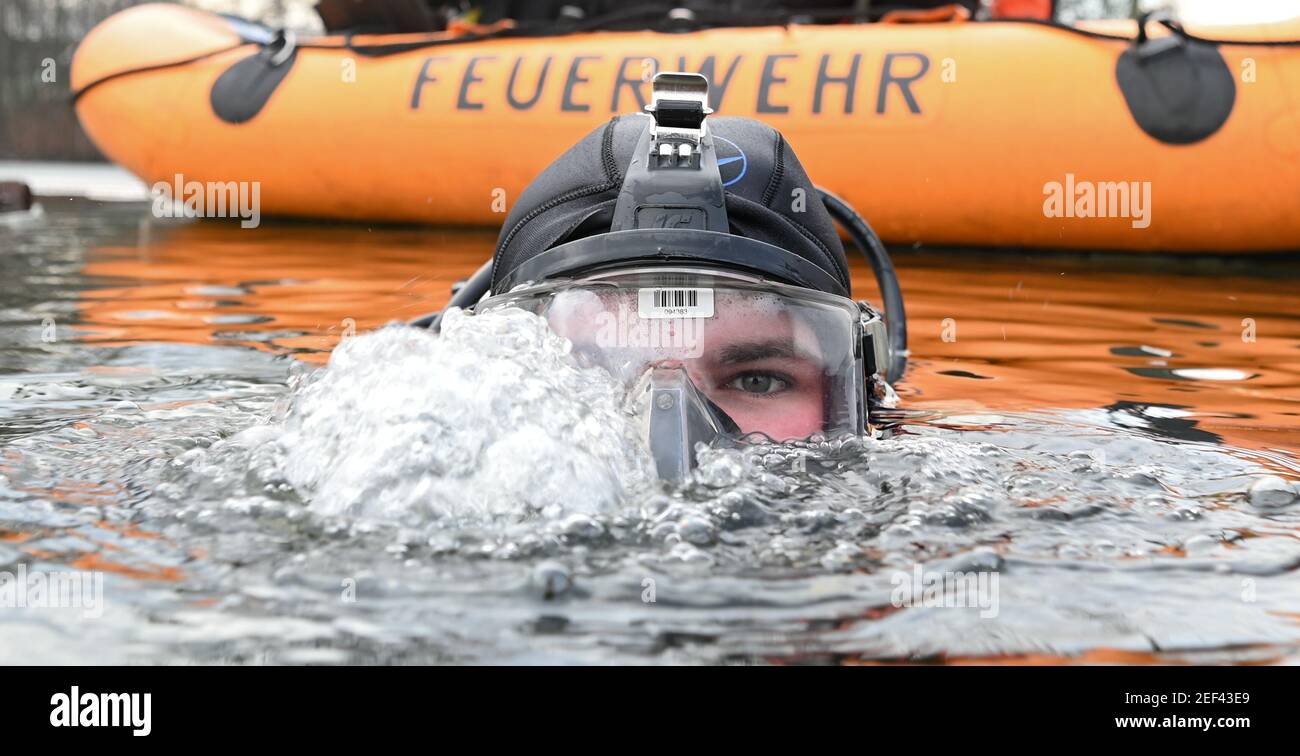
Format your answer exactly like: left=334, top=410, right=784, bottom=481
left=475, top=266, right=890, bottom=482
left=413, top=72, right=906, bottom=482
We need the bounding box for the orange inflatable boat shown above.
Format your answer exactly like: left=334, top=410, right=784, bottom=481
left=72, top=3, right=1300, bottom=252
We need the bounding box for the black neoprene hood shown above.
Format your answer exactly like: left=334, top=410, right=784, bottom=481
left=490, top=115, right=851, bottom=296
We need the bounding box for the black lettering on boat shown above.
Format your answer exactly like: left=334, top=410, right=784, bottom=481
left=877, top=52, right=929, bottom=115
left=757, top=53, right=798, bottom=114
left=610, top=55, right=657, bottom=112
left=408, top=49, right=934, bottom=119
left=457, top=55, right=497, bottom=111
left=507, top=55, right=552, bottom=110
left=676, top=55, right=743, bottom=112
left=410, top=55, right=450, bottom=110
left=562, top=55, right=602, bottom=112
left=814, top=52, right=862, bottom=115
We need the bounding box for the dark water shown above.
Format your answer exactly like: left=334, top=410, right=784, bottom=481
left=0, top=198, right=1297, bottom=664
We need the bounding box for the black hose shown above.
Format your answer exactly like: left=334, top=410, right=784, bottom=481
left=817, top=188, right=908, bottom=383
left=409, top=259, right=493, bottom=331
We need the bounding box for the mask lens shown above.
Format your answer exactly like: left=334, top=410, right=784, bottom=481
left=481, top=269, right=866, bottom=450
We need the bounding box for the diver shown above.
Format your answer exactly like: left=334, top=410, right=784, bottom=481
left=415, top=72, right=907, bottom=481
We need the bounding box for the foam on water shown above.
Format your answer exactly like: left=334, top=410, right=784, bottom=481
left=2, top=202, right=1298, bottom=662
left=4, top=323, right=1297, bottom=662
left=226, top=309, right=656, bottom=524
left=154, top=311, right=1298, bottom=584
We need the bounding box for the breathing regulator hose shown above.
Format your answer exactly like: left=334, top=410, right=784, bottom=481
left=817, top=188, right=908, bottom=383
left=409, top=260, right=492, bottom=330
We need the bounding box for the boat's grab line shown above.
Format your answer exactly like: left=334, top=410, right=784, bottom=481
left=71, top=44, right=250, bottom=103
left=69, top=13, right=1300, bottom=104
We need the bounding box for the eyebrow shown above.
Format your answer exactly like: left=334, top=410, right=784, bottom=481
left=715, top=340, right=801, bottom=364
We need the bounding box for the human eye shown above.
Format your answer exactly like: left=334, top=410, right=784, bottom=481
left=725, top=371, right=793, bottom=395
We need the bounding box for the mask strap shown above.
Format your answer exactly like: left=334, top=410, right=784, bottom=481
left=610, top=72, right=729, bottom=234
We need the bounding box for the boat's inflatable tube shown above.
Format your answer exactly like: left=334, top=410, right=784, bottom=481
left=72, top=4, right=1300, bottom=252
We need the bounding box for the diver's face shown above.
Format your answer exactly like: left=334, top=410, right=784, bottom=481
left=684, top=307, right=826, bottom=440
left=552, top=291, right=828, bottom=441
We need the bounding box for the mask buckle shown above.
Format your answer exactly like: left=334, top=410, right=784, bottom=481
left=612, top=72, right=729, bottom=234
left=858, top=302, right=891, bottom=380
left=645, top=72, right=712, bottom=166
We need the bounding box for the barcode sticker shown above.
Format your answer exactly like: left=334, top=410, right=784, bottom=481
left=638, top=287, right=714, bottom=319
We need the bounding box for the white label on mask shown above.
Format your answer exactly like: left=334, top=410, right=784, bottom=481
left=638, top=288, right=714, bottom=319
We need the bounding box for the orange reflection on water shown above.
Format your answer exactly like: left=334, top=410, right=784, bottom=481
left=865, top=255, right=1300, bottom=458
left=78, top=219, right=486, bottom=362
left=78, top=219, right=1300, bottom=456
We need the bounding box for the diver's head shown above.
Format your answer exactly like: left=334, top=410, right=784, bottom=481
left=490, top=73, right=851, bottom=299
left=476, top=73, right=895, bottom=481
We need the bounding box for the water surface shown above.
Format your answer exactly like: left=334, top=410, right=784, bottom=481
left=1, top=199, right=1297, bottom=664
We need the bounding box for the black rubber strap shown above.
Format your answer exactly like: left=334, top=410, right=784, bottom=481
left=496, top=228, right=849, bottom=297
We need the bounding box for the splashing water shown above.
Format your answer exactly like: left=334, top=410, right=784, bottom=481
left=141, top=312, right=1300, bottom=662
left=2, top=206, right=1298, bottom=664
left=269, top=309, right=655, bottom=523
left=167, top=310, right=1300, bottom=581
left=8, top=308, right=1300, bottom=663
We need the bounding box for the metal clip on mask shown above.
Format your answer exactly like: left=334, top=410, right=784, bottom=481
left=413, top=72, right=908, bottom=483
left=609, top=72, right=727, bottom=235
